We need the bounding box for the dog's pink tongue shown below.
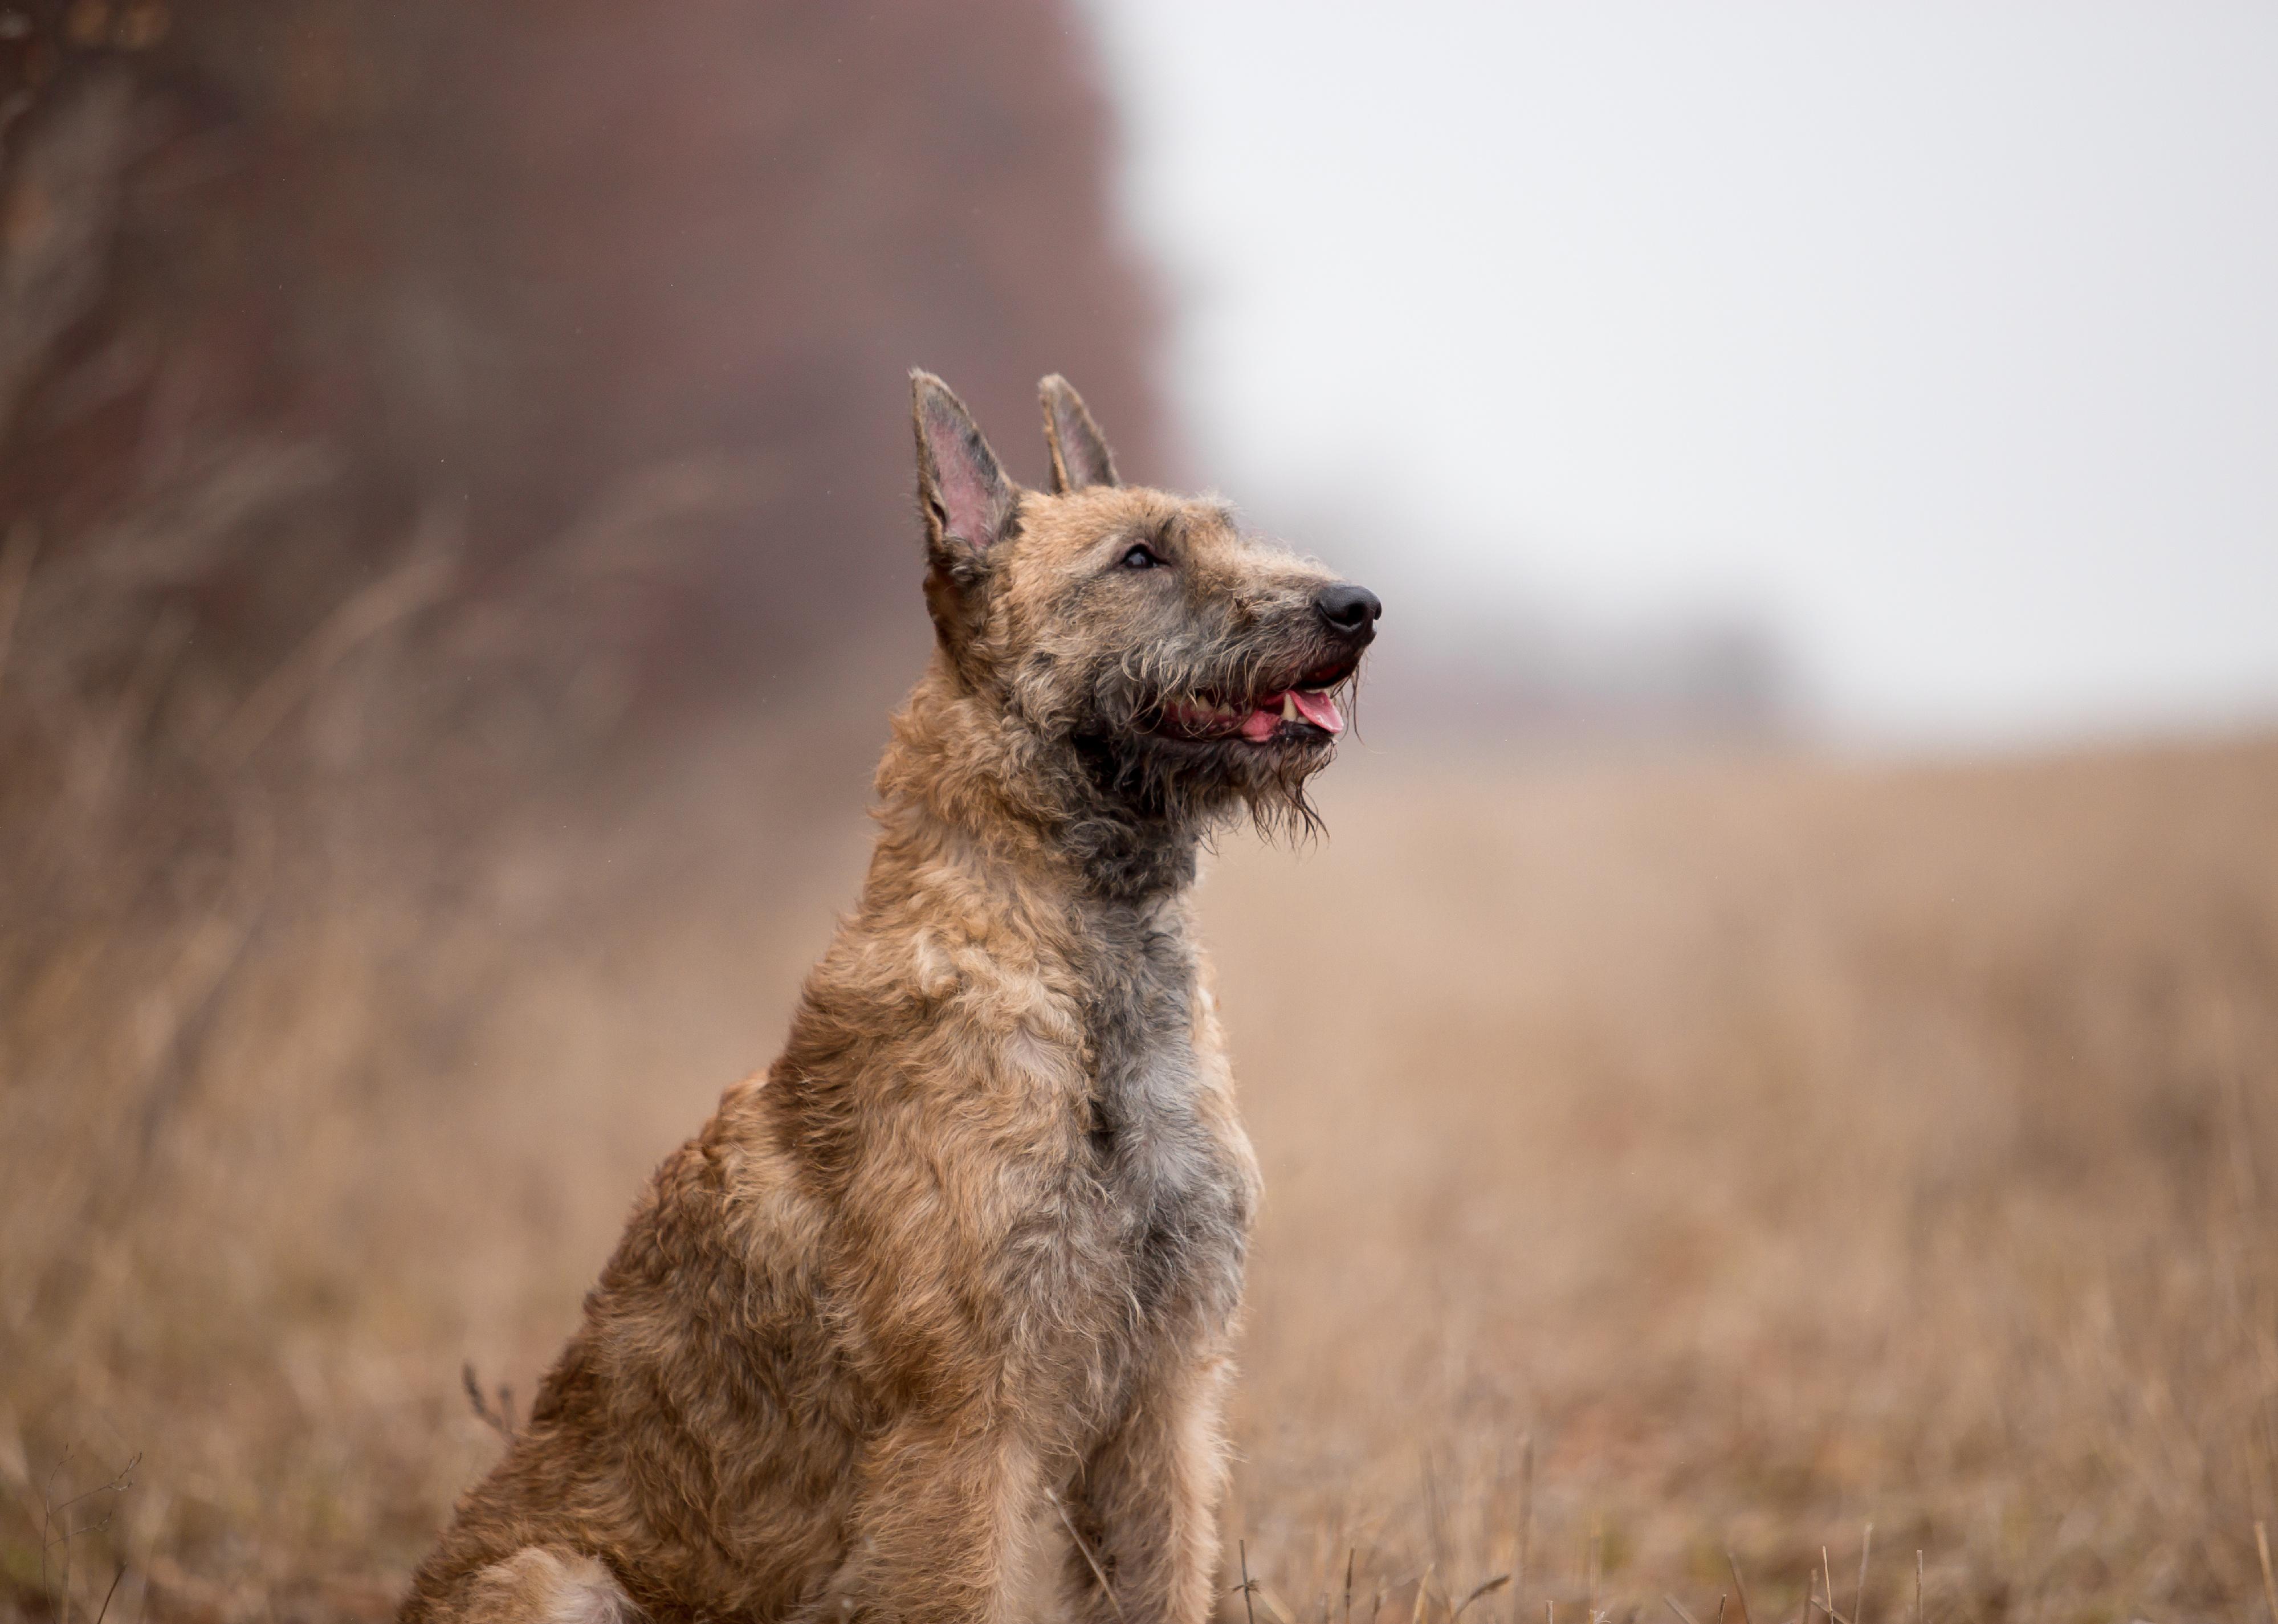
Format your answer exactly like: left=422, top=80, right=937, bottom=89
left=1239, top=703, right=1280, bottom=742
left=1290, top=688, right=1344, bottom=735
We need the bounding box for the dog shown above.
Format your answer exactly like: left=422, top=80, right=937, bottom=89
left=398, top=371, right=1381, bottom=1624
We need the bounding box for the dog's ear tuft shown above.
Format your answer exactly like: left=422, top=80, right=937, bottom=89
left=1039, top=374, right=1119, bottom=493
left=912, top=370, right=1018, bottom=560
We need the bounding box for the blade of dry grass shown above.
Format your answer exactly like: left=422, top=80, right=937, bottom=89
left=1051, top=1494, right=1126, bottom=1624
left=1854, top=1523, right=1872, bottom=1624
left=1515, top=1434, right=1534, bottom=1624
left=1411, top=1566, right=1437, bottom=1624
left=1454, top=1575, right=1510, bottom=1621
left=1726, top=1554, right=1755, bottom=1624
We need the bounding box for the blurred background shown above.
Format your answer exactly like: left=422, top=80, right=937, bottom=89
left=2, top=5, right=2272, bottom=1623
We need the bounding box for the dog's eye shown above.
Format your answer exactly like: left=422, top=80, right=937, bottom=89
left=1120, top=544, right=1162, bottom=571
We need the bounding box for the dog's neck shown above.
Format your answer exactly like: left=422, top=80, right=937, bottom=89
left=875, top=664, right=1207, bottom=907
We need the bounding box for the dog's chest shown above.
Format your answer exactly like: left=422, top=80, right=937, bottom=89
left=1076, top=908, right=1250, bottom=1326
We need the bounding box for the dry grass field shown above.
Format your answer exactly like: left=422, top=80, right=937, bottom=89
left=6, top=726, right=2277, bottom=1624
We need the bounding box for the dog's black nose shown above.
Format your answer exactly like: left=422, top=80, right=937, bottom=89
left=1315, top=582, right=1382, bottom=642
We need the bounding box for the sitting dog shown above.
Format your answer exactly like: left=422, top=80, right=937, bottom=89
left=399, top=371, right=1381, bottom=1624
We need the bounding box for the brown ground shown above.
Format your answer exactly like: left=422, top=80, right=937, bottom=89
left=6, top=731, right=2276, bottom=1624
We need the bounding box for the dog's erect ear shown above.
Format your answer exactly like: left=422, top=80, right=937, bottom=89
left=1038, top=374, right=1119, bottom=493
left=911, top=370, right=1017, bottom=657
left=912, top=370, right=1018, bottom=560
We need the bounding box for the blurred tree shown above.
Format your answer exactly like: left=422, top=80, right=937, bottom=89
left=0, top=0, right=1162, bottom=724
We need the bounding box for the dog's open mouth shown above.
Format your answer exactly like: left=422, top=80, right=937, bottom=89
left=1152, top=661, right=1354, bottom=745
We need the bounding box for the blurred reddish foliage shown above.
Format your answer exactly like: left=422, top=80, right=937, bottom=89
left=0, top=0, right=1162, bottom=710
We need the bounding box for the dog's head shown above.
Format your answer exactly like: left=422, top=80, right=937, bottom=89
left=910, top=369, right=1379, bottom=842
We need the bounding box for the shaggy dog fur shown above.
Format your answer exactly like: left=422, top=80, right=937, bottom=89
left=398, top=372, right=1379, bottom=1624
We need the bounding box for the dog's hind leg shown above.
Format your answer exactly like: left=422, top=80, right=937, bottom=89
left=449, top=1548, right=641, bottom=1624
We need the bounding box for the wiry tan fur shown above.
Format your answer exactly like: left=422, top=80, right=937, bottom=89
left=400, top=372, right=1378, bottom=1624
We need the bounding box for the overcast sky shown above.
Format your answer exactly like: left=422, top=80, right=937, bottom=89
left=1082, top=1, right=2278, bottom=743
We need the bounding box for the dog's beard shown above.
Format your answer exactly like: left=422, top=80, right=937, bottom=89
left=1072, top=663, right=1358, bottom=844
left=1075, top=727, right=1334, bottom=843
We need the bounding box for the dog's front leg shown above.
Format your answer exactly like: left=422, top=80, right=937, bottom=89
left=820, top=1410, right=1048, bottom=1624
left=1066, top=1348, right=1236, bottom=1624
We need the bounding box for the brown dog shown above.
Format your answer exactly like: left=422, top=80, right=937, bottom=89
left=398, top=372, right=1380, bottom=1624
